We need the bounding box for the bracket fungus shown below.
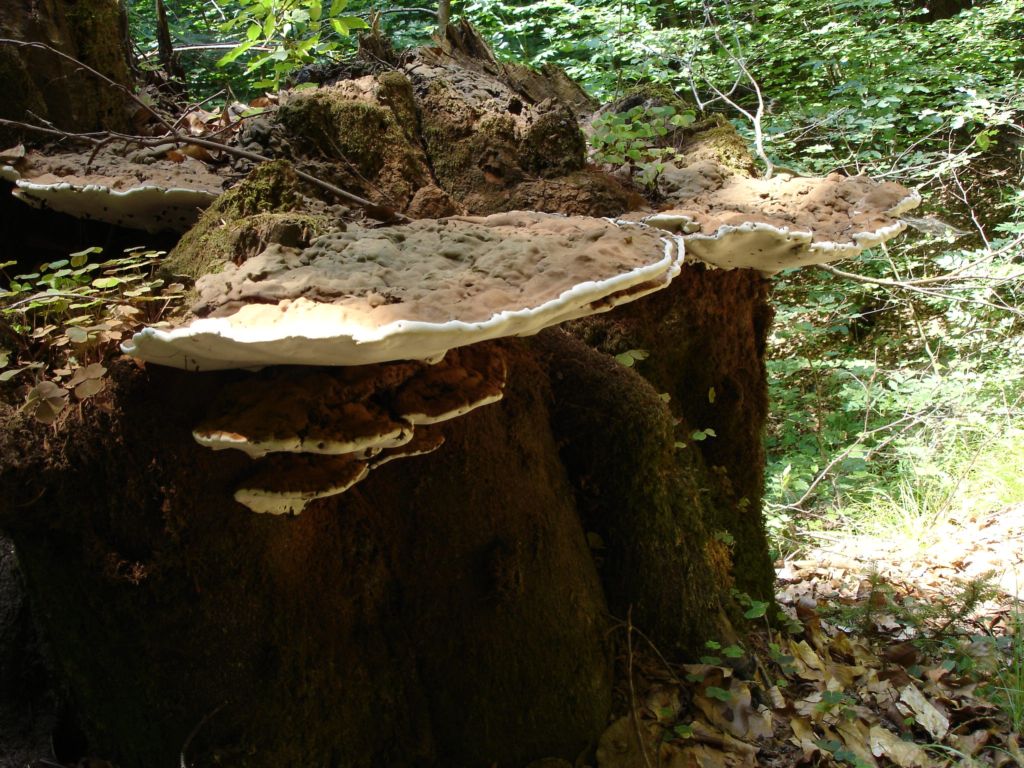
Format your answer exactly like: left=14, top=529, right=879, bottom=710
left=123, top=211, right=683, bottom=371
left=192, top=346, right=505, bottom=514
left=640, top=163, right=919, bottom=275
left=2, top=146, right=227, bottom=232
left=121, top=211, right=684, bottom=514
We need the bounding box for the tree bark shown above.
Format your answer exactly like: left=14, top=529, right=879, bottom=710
left=0, top=0, right=134, bottom=142
left=0, top=330, right=764, bottom=766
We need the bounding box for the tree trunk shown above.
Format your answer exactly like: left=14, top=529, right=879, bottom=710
left=0, top=320, right=781, bottom=765
left=0, top=0, right=134, bottom=143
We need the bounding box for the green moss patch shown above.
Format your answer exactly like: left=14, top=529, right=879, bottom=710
left=161, top=161, right=323, bottom=281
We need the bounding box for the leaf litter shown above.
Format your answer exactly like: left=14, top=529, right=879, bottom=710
left=587, top=502, right=1024, bottom=768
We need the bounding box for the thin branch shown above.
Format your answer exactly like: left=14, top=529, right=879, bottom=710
left=687, top=5, right=774, bottom=177
left=626, top=607, right=656, bottom=768
left=815, top=233, right=1024, bottom=287
left=772, top=408, right=936, bottom=512
left=2, top=291, right=125, bottom=311
left=180, top=701, right=227, bottom=768
left=140, top=42, right=274, bottom=58
left=815, top=264, right=1024, bottom=317
left=171, top=89, right=228, bottom=133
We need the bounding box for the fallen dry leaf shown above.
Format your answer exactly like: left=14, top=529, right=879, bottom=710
left=868, top=724, right=933, bottom=767
left=898, top=683, right=949, bottom=740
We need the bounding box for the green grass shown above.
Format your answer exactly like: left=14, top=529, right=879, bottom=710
left=993, top=609, right=1024, bottom=734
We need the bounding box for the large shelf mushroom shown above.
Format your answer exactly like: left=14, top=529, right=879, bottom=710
left=634, top=161, right=920, bottom=275
left=123, top=211, right=682, bottom=514
left=1, top=145, right=229, bottom=233
left=124, top=211, right=683, bottom=370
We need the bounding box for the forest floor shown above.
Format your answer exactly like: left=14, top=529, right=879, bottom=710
left=608, top=503, right=1024, bottom=768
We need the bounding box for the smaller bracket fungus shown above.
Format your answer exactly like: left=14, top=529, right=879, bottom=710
left=640, top=167, right=920, bottom=275
left=369, top=426, right=446, bottom=469
left=233, top=425, right=448, bottom=515
left=192, top=345, right=507, bottom=514
left=124, top=212, right=682, bottom=371
left=393, top=345, right=507, bottom=425
left=193, top=391, right=415, bottom=459
left=2, top=147, right=227, bottom=233
left=234, top=455, right=371, bottom=516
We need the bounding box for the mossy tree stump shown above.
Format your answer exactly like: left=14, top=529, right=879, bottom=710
left=0, top=25, right=777, bottom=768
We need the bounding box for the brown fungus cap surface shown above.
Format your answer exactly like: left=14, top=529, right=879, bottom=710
left=3, top=146, right=230, bottom=232
left=196, top=346, right=506, bottom=513
left=124, top=212, right=681, bottom=370
left=393, top=344, right=508, bottom=425
left=641, top=165, right=919, bottom=275
left=233, top=455, right=371, bottom=515
left=191, top=345, right=508, bottom=460
left=192, top=360, right=422, bottom=458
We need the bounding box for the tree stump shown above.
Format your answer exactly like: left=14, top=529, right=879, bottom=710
left=0, top=25, right=777, bottom=767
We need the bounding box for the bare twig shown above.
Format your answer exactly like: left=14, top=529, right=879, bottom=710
left=2, top=291, right=127, bottom=311
left=772, top=408, right=936, bottom=512
left=180, top=701, right=227, bottom=768
left=819, top=233, right=1024, bottom=287
left=685, top=4, right=774, bottom=178
left=140, top=42, right=274, bottom=58
left=626, top=607, right=656, bottom=768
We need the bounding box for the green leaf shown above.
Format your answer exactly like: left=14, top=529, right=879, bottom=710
left=743, top=600, right=769, bottom=620
left=0, top=364, right=43, bottom=382
left=329, top=16, right=367, bottom=35
left=673, top=723, right=694, bottom=739
left=262, top=14, right=277, bottom=37
left=68, top=249, right=100, bottom=270
left=217, top=40, right=258, bottom=67
left=74, top=377, right=106, bottom=400
left=65, top=326, right=90, bottom=344
left=91, top=277, right=123, bottom=289
left=246, top=22, right=262, bottom=41
left=706, top=686, right=732, bottom=702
